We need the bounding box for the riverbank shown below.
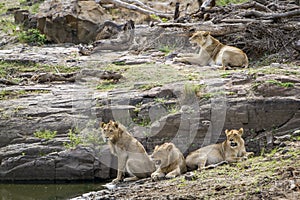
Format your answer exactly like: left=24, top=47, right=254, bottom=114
left=74, top=138, right=300, bottom=199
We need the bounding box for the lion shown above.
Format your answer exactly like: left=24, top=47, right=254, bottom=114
left=150, top=143, right=187, bottom=181
left=174, top=31, right=248, bottom=70
left=100, top=120, right=155, bottom=183
left=186, top=128, right=254, bottom=171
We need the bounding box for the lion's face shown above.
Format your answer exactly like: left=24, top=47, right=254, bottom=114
left=100, top=120, right=120, bottom=143
left=225, top=128, right=244, bottom=149
left=150, top=143, right=174, bottom=168
left=189, top=31, right=211, bottom=46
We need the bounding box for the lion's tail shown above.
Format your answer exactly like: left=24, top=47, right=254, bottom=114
left=243, top=54, right=249, bottom=68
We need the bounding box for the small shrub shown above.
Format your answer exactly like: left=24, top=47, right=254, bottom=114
left=64, top=128, right=82, bottom=149
left=18, top=29, right=47, bottom=46
left=34, top=130, right=57, bottom=140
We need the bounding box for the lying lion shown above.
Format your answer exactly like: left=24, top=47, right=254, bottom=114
left=101, top=120, right=155, bottom=183
left=174, top=31, right=248, bottom=70
left=186, top=128, right=254, bottom=170
left=150, top=143, right=187, bottom=181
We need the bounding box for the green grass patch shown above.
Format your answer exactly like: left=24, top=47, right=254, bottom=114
left=96, top=63, right=186, bottom=91
left=0, top=61, right=80, bottom=80
left=0, top=89, right=26, bottom=100
left=217, top=0, right=249, bottom=6
left=159, top=45, right=173, bottom=55
left=266, top=80, right=294, bottom=88
left=0, top=19, right=17, bottom=34
left=34, top=129, right=57, bottom=140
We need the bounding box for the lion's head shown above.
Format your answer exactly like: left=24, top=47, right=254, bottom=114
left=150, top=143, right=175, bottom=168
left=100, top=120, right=121, bottom=143
left=225, top=128, right=244, bottom=148
left=189, top=31, right=211, bottom=46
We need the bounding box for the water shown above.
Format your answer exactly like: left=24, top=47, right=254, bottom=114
left=0, top=182, right=105, bottom=200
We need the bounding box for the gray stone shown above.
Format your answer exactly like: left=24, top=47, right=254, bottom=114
left=37, top=0, right=109, bottom=43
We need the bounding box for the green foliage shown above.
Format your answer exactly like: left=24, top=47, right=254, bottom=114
left=0, top=61, right=79, bottom=79
left=64, top=128, right=82, bottom=149
left=134, top=118, right=151, bottom=127
left=34, top=130, right=57, bottom=140
left=184, top=83, right=204, bottom=98
left=217, top=0, right=249, bottom=6
left=150, top=14, right=168, bottom=23
left=159, top=46, right=172, bottom=55
left=220, top=72, right=232, bottom=78
left=18, top=28, right=47, bottom=46
left=266, top=80, right=294, bottom=88
left=96, top=81, right=117, bottom=91
left=0, top=89, right=27, bottom=100
left=166, top=104, right=179, bottom=114
left=0, top=19, right=17, bottom=34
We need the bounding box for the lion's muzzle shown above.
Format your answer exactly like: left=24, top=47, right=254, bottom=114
left=230, top=141, right=238, bottom=147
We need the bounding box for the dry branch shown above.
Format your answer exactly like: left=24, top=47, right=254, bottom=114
left=157, top=22, right=247, bottom=36
left=100, top=0, right=173, bottom=18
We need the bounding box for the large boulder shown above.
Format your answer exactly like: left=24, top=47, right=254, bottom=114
left=37, top=0, right=110, bottom=43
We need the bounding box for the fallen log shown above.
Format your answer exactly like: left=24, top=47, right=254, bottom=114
left=31, top=73, right=77, bottom=83
left=240, top=9, right=300, bottom=20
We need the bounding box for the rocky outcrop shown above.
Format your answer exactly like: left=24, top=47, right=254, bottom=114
left=0, top=142, right=116, bottom=181
left=0, top=28, right=300, bottom=182
left=37, top=0, right=109, bottom=43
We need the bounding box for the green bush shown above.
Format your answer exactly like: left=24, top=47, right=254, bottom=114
left=34, top=130, right=57, bottom=140
left=18, top=29, right=47, bottom=46
left=64, top=128, right=82, bottom=149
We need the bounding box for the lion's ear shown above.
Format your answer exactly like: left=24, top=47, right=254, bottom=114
left=238, top=128, right=244, bottom=135
left=203, top=31, right=210, bottom=37
left=154, top=145, right=159, bottom=150
left=100, top=122, right=105, bottom=128
left=166, top=143, right=173, bottom=151
left=225, top=129, right=229, bottom=136
left=113, top=121, right=119, bottom=128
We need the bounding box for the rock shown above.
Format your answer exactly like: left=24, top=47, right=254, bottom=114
left=14, top=9, right=37, bottom=29
left=292, top=130, right=300, bottom=137
left=0, top=144, right=114, bottom=181
left=37, top=0, right=109, bottom=43
left=184, top=172, right=196, bottom=181
left=274, top=134, right=292, bottom=145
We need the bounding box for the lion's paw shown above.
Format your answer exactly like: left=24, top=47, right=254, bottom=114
left=151, top=172, right=164, bottom=181
left=112, top=178, right=122, bottom=184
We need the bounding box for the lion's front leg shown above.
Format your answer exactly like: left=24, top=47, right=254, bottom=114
left=151, top=168, right=165, bottom=181
left=173, top=54, right=202, bottom=65
left=225, top=156, right=242, bottom=163
left=165, top=167, right=181, bottom=179
left=241, top=151, right=254, bottom=160
left=112, top=153, right=128, bottom=184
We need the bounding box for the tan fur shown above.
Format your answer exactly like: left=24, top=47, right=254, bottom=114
left=174, top=31, right=249, bottom=69
left=100, top=120, right=155, bottom=183
left=186, top=128, right=254, bottom=170
left=150, top=143, right=187, bottom=181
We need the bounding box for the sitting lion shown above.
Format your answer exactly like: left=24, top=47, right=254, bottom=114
left=186, top=128, right=254, bottom=170
left=174, top=31, right=248, bottom=70
left=150, top=143, right=187, bottom=181
left=100, top=120, right=155, bottom=183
